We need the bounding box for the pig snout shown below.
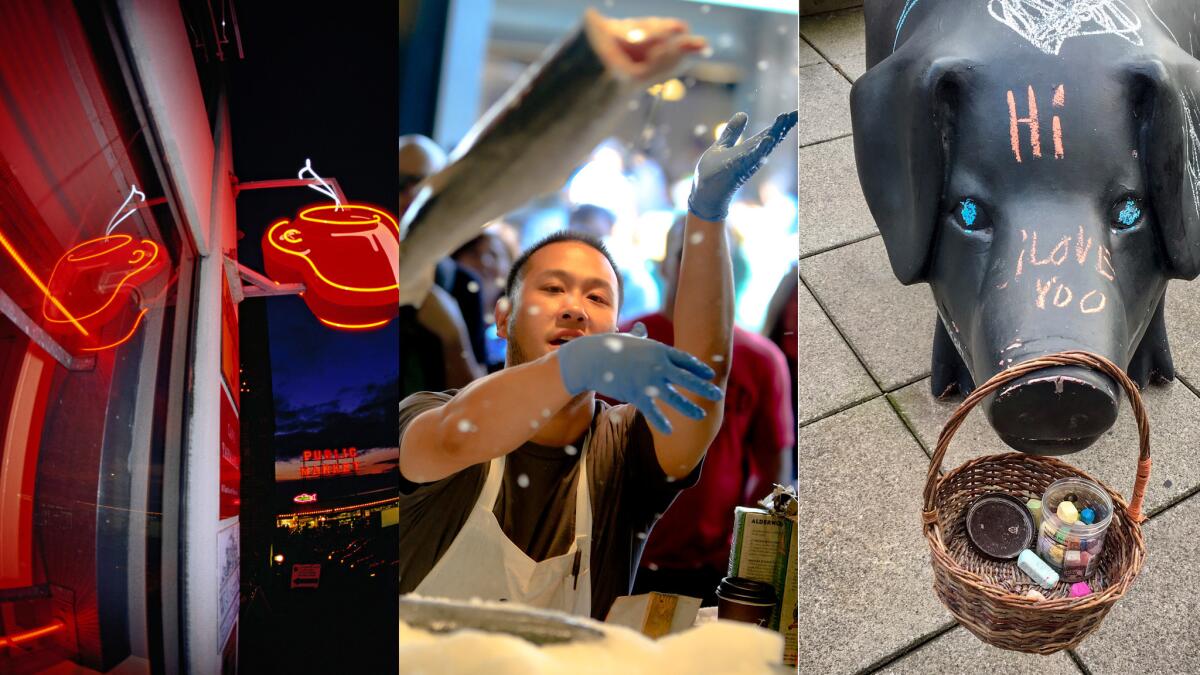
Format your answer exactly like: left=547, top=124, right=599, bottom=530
left=984, top=365, right=1118, bottom=454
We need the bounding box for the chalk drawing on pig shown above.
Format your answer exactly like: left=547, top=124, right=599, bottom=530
left=1181, top=90, right=1200, bottom=220
left=1144, top=0, right=1180, bottom=46
left=1014, top=226, right=1114, bottom=314
left=893, top=0, right=922, bottom=52
left=987, top=0, right=1144, bottom=55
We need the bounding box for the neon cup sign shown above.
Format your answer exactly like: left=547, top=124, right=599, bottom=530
left=263, top=203, right=399, bottom=331
left=40, top=234, right=165, bottom=352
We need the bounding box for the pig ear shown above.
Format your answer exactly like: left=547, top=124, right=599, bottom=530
left=1136, top=55, right=1200, bottom=280
left=850, top=56, right=963, bottom=284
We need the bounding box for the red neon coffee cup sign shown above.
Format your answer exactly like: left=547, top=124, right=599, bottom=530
left=39, top=234, right=165, bottom=353
left=263, top=203, right=399, bottom=331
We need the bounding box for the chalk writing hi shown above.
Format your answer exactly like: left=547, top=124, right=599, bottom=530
left=1008, top=84, right=1066, bottom=162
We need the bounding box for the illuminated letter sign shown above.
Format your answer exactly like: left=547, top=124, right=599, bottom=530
left=40, top=234, right=166, bottom=353
left=299, top=447, right=360, bottom=478
left=263, top=204, right=399, bottom=331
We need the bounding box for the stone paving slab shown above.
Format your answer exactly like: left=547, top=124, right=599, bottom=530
left=839, top=52, right=867, bottom=81
left=875, top=626, right=1082, bottom=674
left=798, top=135, right=876, bottom=257
left=798, top=62, right=853, bottom=147
left=1165, top=278, right=1200, bottom=383
left=799, top=37, right=823, bottom=67
left=800, top=8, right=865, bottom=67
left=797, top=397, right=951, bottom=674
left=1074, top=495, right=1200, bottom=673
left=888, top=377, right=1200, bottom=517
left=797, top=281, right=878, bottom=425
left=800, top=236, right=936, bottom=390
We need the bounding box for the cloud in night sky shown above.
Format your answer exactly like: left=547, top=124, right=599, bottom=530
left=273, top=375, right=398, bottom=461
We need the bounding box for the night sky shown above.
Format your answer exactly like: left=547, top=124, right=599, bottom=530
left=228, top=2, right=399, bottom=481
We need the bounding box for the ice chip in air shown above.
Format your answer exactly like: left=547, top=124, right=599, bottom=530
left=517, top=473, right=530, bottom=488
left=689, top=232, right=705, bottom=245
left=564, top=444, right=578, bottom=456
left=757, top=60, right=769, bottom=71
left=645, top=386, right=659, bottom=397
left=603, top=372, right=615, bottom=382
left=604, top=337, right=623, bottom=352
left=456, top=419, right=476, bottom=433
left=466, top=280, right=480, bottom=293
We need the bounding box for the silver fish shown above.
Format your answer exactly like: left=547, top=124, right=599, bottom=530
left=398, top=9, right=706, bottom=306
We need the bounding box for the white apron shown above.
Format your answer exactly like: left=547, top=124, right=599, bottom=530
left=413, top=436, right=593, bottom=616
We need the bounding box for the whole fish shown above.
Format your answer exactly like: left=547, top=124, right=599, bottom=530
left=398, top=9, right=707, bottom=306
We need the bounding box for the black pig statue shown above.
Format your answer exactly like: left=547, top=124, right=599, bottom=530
left=850, top=1, right=1200, bottom=453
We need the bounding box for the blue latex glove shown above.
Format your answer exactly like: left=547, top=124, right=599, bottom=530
left=687, top=110, right=799, bottom=222
left=556, top=322, right=723, bottom=434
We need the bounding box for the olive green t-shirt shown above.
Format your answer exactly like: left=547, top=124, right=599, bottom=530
left=398, top=390, right=703, bottom=620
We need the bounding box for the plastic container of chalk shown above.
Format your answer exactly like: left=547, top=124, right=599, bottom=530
left=1036, top=477, right=1113, bottom=583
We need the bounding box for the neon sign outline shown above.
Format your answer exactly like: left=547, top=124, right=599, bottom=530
left=0, top=228, right=89, bottom=335
left=264, top=205, right=399, bottom=294
left=43, top=234, right=161, bottom=326
left=263, top=202, right=400, bottom=331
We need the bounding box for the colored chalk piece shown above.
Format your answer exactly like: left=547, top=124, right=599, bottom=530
left=1019, top=549, right=1060, bottom=589
left=1048, top=544, right=1064, bottom=565
left=1026, top=589, right=1046, bottom=601
left=1026, top=498, right=1043, bottom=529
left=1080, top=507, right=1096, bottom=525
left=1055, top=526, right=1071, bottom=544
left=1069, top=582, right=1092, bottom=597
left=1057, top=500, right=1080, bottom=524
left=1064, top=550, right=1082, bottom=568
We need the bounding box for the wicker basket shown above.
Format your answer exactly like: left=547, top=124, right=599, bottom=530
left=922, top=351, right=1151, bottom=654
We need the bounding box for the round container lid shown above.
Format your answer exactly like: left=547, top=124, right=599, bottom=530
left=965, top=492, right=1035, bottom=560
left=716, top=577, right=777, bottom=605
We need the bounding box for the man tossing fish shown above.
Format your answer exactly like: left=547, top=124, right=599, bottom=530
left=397, top=46, right=797, bottom=618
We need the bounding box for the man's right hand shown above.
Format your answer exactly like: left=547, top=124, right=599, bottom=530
left=556, top=323, right=723, bottom=433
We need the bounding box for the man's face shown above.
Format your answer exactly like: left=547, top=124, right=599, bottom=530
left=496, top=241, right=619, bottom=366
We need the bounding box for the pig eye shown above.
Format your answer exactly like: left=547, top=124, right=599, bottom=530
left=1111, top=197, right=1143, bottom=230
left=953, top=198, right=989, bottom=232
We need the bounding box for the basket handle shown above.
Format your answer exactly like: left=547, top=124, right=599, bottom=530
left=921, top=351, right=1151, bottom=525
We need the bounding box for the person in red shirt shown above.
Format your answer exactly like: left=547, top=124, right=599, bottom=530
left=627, top=216, right=794, bottom=605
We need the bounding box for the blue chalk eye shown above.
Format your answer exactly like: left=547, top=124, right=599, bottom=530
left=1112, top=197, right=1143, bottom=230
left=953, top=198, right=988, bottom=231
left=960, top=199, right=977, bottom=227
